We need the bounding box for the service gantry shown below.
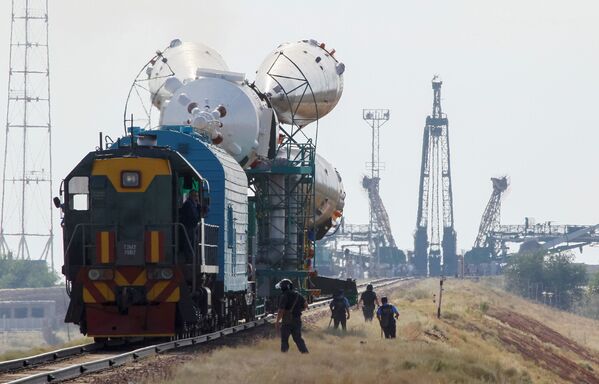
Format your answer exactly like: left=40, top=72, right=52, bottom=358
left=414, top=76, right=457, bottom=276
left=472, top=176, right=509, bottom=254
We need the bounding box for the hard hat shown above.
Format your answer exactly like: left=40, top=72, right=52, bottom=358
left=275, top=278, right=293, bottom=291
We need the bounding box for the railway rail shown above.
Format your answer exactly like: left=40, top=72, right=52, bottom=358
left=0, top=276, right=413, bottom=384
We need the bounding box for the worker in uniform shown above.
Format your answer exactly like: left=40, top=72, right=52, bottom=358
left=329, top=289, right=351, bottom=332
left=376, top=296, right=399, bottom=338
left=274, top=279, right=309, bottom=353
left=180, top=190, right=201, bottom=263
left=357, top=283, right=379, bottom=322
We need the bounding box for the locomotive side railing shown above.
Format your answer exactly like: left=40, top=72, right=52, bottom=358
left=64, top=221, right=219, bottom=289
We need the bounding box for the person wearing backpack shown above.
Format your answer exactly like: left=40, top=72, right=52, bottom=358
left=329, top=289, right=351, bottom=332
left=274, top=278, right=309, bottom=353
left=376, top=296, right=399, bottom=338
left=357, top=283, right=380, bottom=322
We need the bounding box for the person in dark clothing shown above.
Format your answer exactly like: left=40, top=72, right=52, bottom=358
left=329, top=289, right=350, bottom=331
left=275, top=279, right=309, bottom=353
left=358, top=284, right=379, bottom=322
left=376, top=296, right=399, bottom=339
left=180, top=190, right=201, bottom=262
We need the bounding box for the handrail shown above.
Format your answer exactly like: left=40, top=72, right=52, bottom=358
left=63, top=221, right=219, bottom=296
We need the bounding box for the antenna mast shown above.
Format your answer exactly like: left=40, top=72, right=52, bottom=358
left=0, top=0, right=54, bottom=269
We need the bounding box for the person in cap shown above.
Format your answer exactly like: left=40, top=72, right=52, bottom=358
left=376, top=296, right=399, bottom=339
left=329, top=289, right=351, bottom=332
left=274, top=279, right=309, bottom=353
left=357, top=283, right=379, bottom=322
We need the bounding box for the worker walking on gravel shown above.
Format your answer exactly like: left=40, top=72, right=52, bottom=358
left=329, top=289, right=351, bottom=332
left=377, top=296, right=399, bottom=339
left=357, top=283, right=379, bottom=322
left=274, top=279, right=309, bottom=353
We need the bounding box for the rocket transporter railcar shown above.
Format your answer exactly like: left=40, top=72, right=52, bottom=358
left=59, top=38, right=357, bottom=339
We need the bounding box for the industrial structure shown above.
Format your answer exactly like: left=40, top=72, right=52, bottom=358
left=315, top=110, right=405, bottom=279
left=0, top=0, right=54, bottom=269
left=465, top=177, right=598, bottom=267
left=414, top=76, right=457, bottom=276
left=361, top=109, right=404, bottom=276
left=472, top=176, right=509, bottom=255
left=489, top=220, right=599, bottom=257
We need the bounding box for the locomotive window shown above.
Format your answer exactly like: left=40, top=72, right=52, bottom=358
left=0, top=308, right=10, bottom=318
left=71, top=194, right=89, bottom=211
left=68, top=176, right=89, bottom=194
left=69, top=176, right=89, bottom=211
left=227, top=205, right=234, bottom=248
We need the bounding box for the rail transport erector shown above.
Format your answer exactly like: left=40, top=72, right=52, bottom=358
left=57, top=38, right=356, bottom=338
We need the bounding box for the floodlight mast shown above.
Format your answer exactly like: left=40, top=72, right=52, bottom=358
left=362, top=109, right=397, bottom=275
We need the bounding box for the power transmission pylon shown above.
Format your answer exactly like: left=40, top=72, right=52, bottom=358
left=0, top=0, right=54, bottom=270
left=414, top=76, right=456, bottom=276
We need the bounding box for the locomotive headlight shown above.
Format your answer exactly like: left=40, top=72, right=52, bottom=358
left=121, top=171, right=140, bottom=188
left=160, top=268, right=174, bottom=280
left=88, top=269, right=114, bottom=281
left=88, top=269, right=101, bottom=281
left=148, top=268, right=174, bottom=280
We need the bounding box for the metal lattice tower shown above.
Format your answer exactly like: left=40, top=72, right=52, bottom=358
left=0, top=0, right=54, bottom=269
left=362, top=109, right=395, bottom=274
left=473, top=177, right=508, bottom=252
left=414, top=77, right=456, bottom=276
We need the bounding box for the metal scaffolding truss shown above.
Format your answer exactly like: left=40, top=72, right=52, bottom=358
left=0, top=0, right=54, bottom=268
left=414, top=76, right=456, bottom=276
left=248, top=142, right=316, bottom=271
left=490, top=220, right=599, bottom=255
left=248, top=51, right=318, bottom=297
left=473, top=176, right=509, bottom=253
left=361, top=109, right=400, bottom=275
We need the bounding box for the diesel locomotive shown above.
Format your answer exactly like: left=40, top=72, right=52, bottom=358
left=60, top=140, right=253, bottom=338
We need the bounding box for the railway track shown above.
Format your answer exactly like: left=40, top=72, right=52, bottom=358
left=0, top=276, right=413, bottom=384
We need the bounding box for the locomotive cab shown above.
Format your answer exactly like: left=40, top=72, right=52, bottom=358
left=60, top=145, right=215, bottom=338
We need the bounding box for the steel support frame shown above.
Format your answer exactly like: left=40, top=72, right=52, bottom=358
left=0, top=0, right=54, bottom=268
left=414, top=78, right=456, bottom=276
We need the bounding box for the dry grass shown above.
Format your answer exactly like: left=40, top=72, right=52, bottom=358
left=0, top=330, right=91, bottom=362
left=154, top=278, right=599, bottom=384
left=163, top=324, right=531, bottom=384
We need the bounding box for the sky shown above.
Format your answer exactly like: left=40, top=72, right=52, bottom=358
left=0, top=0, right=597, bottom=269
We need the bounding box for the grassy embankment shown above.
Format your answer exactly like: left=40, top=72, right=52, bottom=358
left=154, top=278, right=599, bottom=384
left=0, top=334, right=91, bottom=362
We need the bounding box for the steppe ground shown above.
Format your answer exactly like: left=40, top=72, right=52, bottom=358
left=154, top=278, right=599, bottom=384
left=0, top=328, right=89, bottom=361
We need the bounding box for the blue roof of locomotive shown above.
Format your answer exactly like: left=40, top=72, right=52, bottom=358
left=116, top=126, right=248, bottom=292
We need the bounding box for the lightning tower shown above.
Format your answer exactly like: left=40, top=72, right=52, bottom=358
left=0, top=0, right=54, bottom=269
left=414, top=77, right=456, bottom=276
